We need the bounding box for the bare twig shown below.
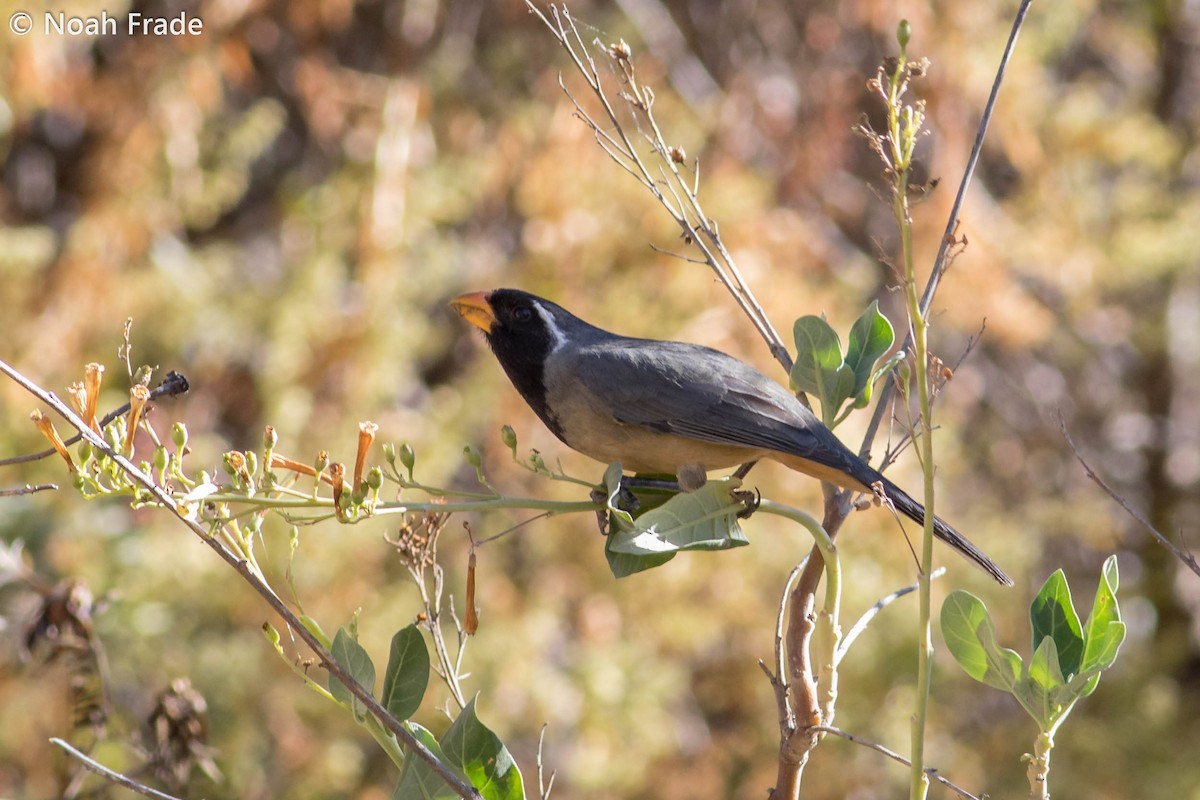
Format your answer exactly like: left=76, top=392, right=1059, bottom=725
left=0, top=359, right=480, bottom=800
left=759, top=562, right=807, bottom=736
left=1059, top=416, right=1200, bottom=577
left=537, top=723, right=557, bottom=799
left=50, top=738, right=184, bottom=800
left=0, top=483, right=58, bottom=497
left=837, top=568, right=945, bottom=661
left=809, top=727, right=983, bottom=800
left=527, top=1, right=794, bottom=373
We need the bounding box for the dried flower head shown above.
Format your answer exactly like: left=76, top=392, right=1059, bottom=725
left=386, top=511, right=449, bottom=571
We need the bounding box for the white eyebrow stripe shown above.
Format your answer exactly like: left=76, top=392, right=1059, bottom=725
left=534, top=302, right=567, bottom=352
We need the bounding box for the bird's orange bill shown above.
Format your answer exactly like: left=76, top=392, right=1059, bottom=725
left=450, top=292, right=497, bottom=333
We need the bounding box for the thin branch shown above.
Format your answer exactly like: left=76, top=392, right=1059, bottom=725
left=0, top=371, right=190, bottom=467
left=1059, top=416, right=1200, bottom=577
left=809, top=727, right=983, bottom=800
left=537, top=724, right=557, bottom=800
left=527, top=1, right=793, bottom=373
left=50, top=738, right=184, bottom=800
left=0, top=359, right=480, bottom=800
left=837, top=568, right=945, bottom=661
left=0, top=483, right=58, bottom=497
left=759, top=562, right=807, bottom=736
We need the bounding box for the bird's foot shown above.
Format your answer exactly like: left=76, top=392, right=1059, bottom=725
left=590, top=485, right=642, bottom=535
left=733, top=487, right=761, bottom=519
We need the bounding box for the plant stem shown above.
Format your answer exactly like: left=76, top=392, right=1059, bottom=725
left=1026, top=730, right=1053, bottom=799
left=880, top=52, right=937, bottom=800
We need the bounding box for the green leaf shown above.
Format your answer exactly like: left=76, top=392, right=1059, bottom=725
left=791, top=315, right=855, bottom=422
left=1076, top=554, right=1125, bottom=697
left=441, top=697, right=525, bottom=800
left=393, top=722, right=461, bottom=800
left=1024, top=635, right=1069, bottom=729
left=845, top=301, right=895, bottom=402
left=1030, top=570, right=1085, bottom=678
left=604, top=528, right=676, bottom=578
left=381, top=625, right=430, bottom=721
left=607, top=479, right=749, bottom=555
left=940, top=590, right=1023, bottom=692
left=329, top=627, right=376, bottom=721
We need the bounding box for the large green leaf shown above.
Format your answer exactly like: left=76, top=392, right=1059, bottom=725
left=791, top=315, right=855, bottom=422
left=441, top=697, right=525, bottom=800
left=607, top=479, right=748, bottom=555
left=1030, top=569, right=1085, bottom=678
left=604, top=529, right=676, bottom=578
left=381, top=625, right=430, bottom=721
left=940, top=590, right=1023, bottom=692
left=329, top=627, right=376, bottom=721
left=845, top=301, right=895, bottom=404
left=393, top=722, right=461, bottom=800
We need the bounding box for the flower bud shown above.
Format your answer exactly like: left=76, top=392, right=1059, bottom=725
left=367, top=466, right=384, bottom=491
left=171, top=422, right=189, bottom=452
left=463, top=445, right=482, bottom=469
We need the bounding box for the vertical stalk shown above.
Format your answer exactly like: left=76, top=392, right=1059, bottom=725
left=880, top=33, right=936, bottom=800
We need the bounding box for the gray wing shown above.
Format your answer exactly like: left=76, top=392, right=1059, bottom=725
left=572, top=338, right=854, bottom=471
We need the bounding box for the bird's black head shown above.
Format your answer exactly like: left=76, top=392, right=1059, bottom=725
left=450, top=289, right=597, bottom=439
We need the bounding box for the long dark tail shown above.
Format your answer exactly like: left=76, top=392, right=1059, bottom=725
left=880, top=477, right=1013, bottom=586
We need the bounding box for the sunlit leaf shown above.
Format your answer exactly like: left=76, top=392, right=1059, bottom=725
left=940, top=590, right=1022, bottom=692
left=791, top=315, right=855, bottom=422
left=607, top=479, right=748, bottom=555
left=845, top=300, right=895, bottom=401
left=441, top=697, right=525, bottom=800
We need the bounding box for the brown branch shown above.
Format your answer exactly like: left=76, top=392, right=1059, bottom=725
left=0, top=359, right=480, bottom=800
left=1059, top=416, right=1200, bottom=577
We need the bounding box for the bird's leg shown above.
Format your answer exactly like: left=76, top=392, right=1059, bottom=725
left=589, top=483, right=642, bottom=535
left=732, top=459, right=759, bottom=479
left=675, top=463, right=709, bottom=492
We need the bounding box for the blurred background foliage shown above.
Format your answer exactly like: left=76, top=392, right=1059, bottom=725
left=1, top=0, right=1199, bottom=797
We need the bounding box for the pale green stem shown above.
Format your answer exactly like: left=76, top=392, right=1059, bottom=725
left=204, top=493, right=601, bottom=516
left=1026, top=730, right=1053, bottom=800
left=884, top=55, right=936, bottom=800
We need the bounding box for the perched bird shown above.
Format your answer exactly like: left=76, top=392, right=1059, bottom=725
left=451, top=288, right=1012, bottom=585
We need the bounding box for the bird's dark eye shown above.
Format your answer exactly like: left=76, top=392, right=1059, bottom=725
left=513, top=307, right=534, bottom=323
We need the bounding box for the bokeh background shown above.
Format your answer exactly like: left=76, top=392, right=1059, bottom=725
left=2, top=0, right=1199, bottom=797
